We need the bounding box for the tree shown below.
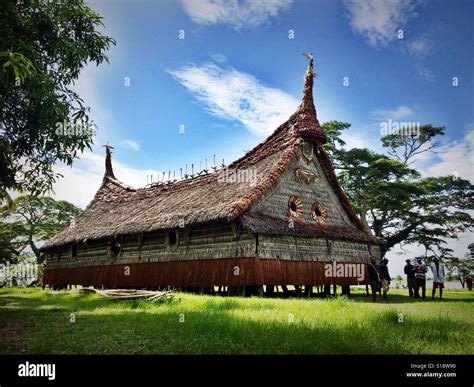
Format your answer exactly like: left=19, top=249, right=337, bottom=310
left=0, top=220, right=25, bottom=264
left=445, top=253, right=474, bottom=288
left=322, top=121, right=474, bottom=257
left=0, top=196, right=81, bottom=263
left=0, top=0, right=115, bottom=198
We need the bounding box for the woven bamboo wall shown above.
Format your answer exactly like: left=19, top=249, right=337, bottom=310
left=257, top=235, right=380, bottom=263
left=45, top=223, right=256, bottom=270
left=45, top=228, right=380, bottom=272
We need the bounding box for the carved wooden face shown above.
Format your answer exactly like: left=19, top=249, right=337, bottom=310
left=301, top=141, right=314, bottom=163
left=294, top=168, right=317, bottom=184
left=288, top=195, right=303, bottom=219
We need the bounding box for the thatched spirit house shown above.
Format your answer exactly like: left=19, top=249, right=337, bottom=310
left=42, top=58, right=383, bottom=294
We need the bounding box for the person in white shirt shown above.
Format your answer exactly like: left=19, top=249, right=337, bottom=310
left=431, top=257, right=446, bottom=299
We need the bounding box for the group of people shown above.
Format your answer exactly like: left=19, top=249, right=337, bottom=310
left=367, top=257, right=391, bottom=302
left=404, top=257, right=446, bottom=299
left=367, top=256, right=446, bottom=302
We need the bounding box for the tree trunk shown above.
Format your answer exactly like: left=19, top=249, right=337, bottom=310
left=29, top=236, right=41, bottom=262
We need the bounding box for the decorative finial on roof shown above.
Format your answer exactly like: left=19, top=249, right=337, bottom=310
left=302, top=52, right=314, bottom=72
left=300, top=52, right=316, bottom=109
left=102, top=143, right=116, bottom=179
left=292, top=52, right=327, bottom=144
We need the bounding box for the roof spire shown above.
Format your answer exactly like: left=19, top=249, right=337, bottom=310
left=298, top=52, right=317, bottom=119
left=103, top=143, right=116, bottom=179
left=290, top=53, right=327, bottom=144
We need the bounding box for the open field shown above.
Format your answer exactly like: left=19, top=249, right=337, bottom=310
left=0, top=287, right=473, bottom=354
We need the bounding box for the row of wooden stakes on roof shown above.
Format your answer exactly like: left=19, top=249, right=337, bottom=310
left=146, top=155, right=227, bottom=186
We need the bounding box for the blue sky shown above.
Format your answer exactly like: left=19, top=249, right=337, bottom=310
left=71, top=0, right=473, bottom=174
left=52, top=0, right=473, bottom=274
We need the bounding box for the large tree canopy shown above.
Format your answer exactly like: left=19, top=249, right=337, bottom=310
left=0, top=196, right=81, bottom=263
left=0, top=0, right=115, bottom=198
left=322, top=121, right=474, bottom=257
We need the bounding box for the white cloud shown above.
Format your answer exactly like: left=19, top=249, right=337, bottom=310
left=371, top=105, right=414, bottom=120
left=422, top=128, right=474, bottom=182
left=52, top=151, right=160, bottom=208
left=344, top=0, right=418, bottom=48
left=406, top=36, right=435, bottom=57
left=416, top=66, right=435, bottom=81
left=168, top=62, right=299, bottom=136
left=387, top=231, right=473, bottom=277
left=209, top=53, right=227, bottom=63
left=341, top=130, right=383, bottom=152
left=180, top=0, right=293, bottom=29
left=122, top=139, right=142, bottom=152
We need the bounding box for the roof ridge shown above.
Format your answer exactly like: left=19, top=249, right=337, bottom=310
left=97, top=57, right=328, bottom=194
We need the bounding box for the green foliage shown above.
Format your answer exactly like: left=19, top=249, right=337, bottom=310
left=321, top=121, right=474, bottom=256
left=0, top=196, right=82, bottom=263
left=445, top=253, right=474, bottom=287
left=0, top=0, right=115, bottom=197
left=381, top=124, right=445, bottom=164
left=321, top=120, right=350, bottom=154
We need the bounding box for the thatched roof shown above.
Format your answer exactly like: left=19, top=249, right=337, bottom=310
left=43, top=59, right=381, bottom=249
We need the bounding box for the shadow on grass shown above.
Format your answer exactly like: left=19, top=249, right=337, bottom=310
left=1, top=294, right=472, bottom=355
left=349, top=292, right=474, bottom=304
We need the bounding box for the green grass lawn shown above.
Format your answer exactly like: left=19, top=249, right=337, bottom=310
left=0, top=287, right=473, bottom=354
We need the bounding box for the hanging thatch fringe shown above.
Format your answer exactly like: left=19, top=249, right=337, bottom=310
left=44, top=258, right=370, bottom=288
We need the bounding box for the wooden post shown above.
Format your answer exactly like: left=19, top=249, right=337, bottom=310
left=266, top=285, right=275, bottom=297
left=341, top=285, right=350, bottom=296
left=324, top=285, right=331, bottom=295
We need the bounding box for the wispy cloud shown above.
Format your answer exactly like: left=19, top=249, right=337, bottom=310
left=406, top=36, right=435, bottom=57
left=421, top=127, right=474, bottom=182
left=416, top=66, right=435, bottom=81
left=168, top=62, right=299, bottom=135
left=52, top=151, right=159, bottom=208
left=371, top=105, right=414, bottom=120
left=343, top=0, right=419, bottom=48
left=209, top=53, right=227, bottom=63
left=180, top=0, right=293, bottom=29
left=122, top=139, right=142, bottom=152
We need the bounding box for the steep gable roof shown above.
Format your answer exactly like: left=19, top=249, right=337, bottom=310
left=43, top=59, right=380, bottom=249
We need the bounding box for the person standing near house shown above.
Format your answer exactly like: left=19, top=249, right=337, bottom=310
left=368, top=257, right=381, bottom=302
left=431, top=257, right=446, bottom=299
left=404, top=259, right=415, bottom=298
left=466, top=276, right=473, bottom=291
left=379, top=258, right=391, bottom=300
left=414, top=258, right=428, bottom=299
